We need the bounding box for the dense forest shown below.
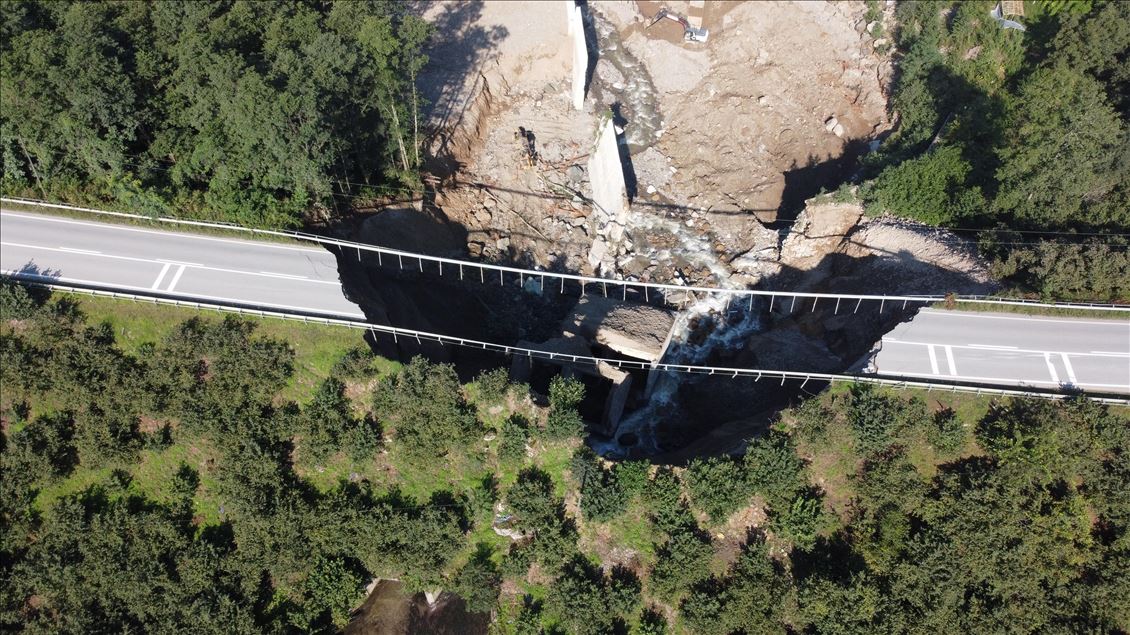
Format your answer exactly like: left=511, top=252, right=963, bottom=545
left=0, top=0, right=429, bottom=228
left=2, top=0, right=1128, bottom=301
left=861, top=0, right=1130, bottom=301
left=2, top=280, right=1128, bottom=633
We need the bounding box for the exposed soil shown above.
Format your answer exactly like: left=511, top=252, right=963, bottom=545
left=341, top=1, right=998, bottom=458
left=412, top=0, right=896, bottom=285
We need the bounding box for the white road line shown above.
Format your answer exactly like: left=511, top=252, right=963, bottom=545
left=1061, top=353, right=1078, bottom=385
left=165, top=265, right=187, bottom=292
left=969, top=344, right=1018, bottom=350
left=0, top=241, right=340, bottom=285
left=927, top=345, right=940, bottom=375
left=944, top=345, right=957, bottom=376
left=258, top=271, right=309, bottom=280
left=1044, top=352, right=1060, bottom=384
left=1, top=269, right=367, bottom=319
left=1, top=210, right=325, bottom=254
left=157, top=258, right=202, bottom=267
left=872, top=369, right=1129, bottom=390
left=882, top=339, right=1130, bottom=358
left=59, top=246, right=101, bottom=255
left=919, top=308, right=1129, bottom=327
left=150, top=263, right=172, bottom=290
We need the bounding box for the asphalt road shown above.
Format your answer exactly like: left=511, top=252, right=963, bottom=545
left=3, top=209, right=1128, bottom=394
left=877, top=308, right=1130, bottom=394
left=0, top=210, right=365, bottom=319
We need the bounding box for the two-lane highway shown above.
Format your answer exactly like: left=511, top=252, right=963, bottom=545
left=1, top=210, right=364, bottom=318
left=3, top=208, right=1128, bottom=394
left=875, top=309, right=1130, bottom=393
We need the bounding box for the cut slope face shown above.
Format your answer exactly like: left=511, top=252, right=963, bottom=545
left=414, top=0, right=894, bottom=290
left=599, top=0, right=893, bottom=220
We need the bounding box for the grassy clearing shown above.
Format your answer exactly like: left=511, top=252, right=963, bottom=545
left=22, top=292, right=395, bottom=524
left=931, top=300, right=1130, bottom=320
left=74, top=293, right=375, bottom=402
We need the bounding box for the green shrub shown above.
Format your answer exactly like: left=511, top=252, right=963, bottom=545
left=927, top=407, right=966, bottom=455
left=637, top=607, right=669, bottom=635
left=374, top=357, right=479, bottom=462
left=499, top=414, right=530, bottom=464
left=451, top=546, right=501, bottom=614
left=744, top=433, right=807, bottom=508
left=647, top=466, right=696, bottom=534
left=613, top=460, right=650, bottom=498
left=500, top=544, right=532, bottom=581
left=649, top=526, right=714, bottom=601
left=770, top=491, right=826, bottom=550
left=0, top=279, right=41, bottom=320
left=866, top=145, right=983, bottom=225
left=847, top=387, right=925, bottom=455
left=571, top=447, right=628, bottom=522
left=545, top=375, right=585, bottom=440
left=330, top=345, right=376, bottom=379
left=475, top=367, right=511, bottom=407
left=684, top=456, right=749, bottom=522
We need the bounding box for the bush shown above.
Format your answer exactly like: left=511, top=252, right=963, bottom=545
left=374, top=357, right=479, bottom=462
left=330, top=345, right=376, bottom=379
left=500, top=544, right=532, bottom=581
left=647, top=467, right=696, bottom=534
left=545, top=375, right=585, bottom=440
left=866, top=145, right=982, bottom=225
left=0, top=279, right=41, bottom=320
left=684, top=457, right=749, bottom=522
left=499, top=414, right=530, bottom=464
left=547, top=556, right=640, bottom=635
left=637, top=607, right=669, bottom=635
left=508, top=468, right=557, bottom=530
left=744, top=433, right=807, bottom=508
left=301, top=377, right=373, bottom=464
left=927, top=407, right=966, bottom=454
left=770, top=491, right=826, bottom=550
left=451, top=546, right=501, bottom=614
left=649, top=526, right=714, bottom=600
left=475, top=367, right=511, bottom=407
left=986, top=238, right=1130, bottom=303
left=613, top=460, right=650, bottom=499
left=847, top=387, right=924, bottom=455
left=571, top=447, right=628, bottom=522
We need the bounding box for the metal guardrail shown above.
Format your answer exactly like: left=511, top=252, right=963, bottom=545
left=8, top=276, right=1127, bottom=405
left=5, top=196, right=1129, bottom=313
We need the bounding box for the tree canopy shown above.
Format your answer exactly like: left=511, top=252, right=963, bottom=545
left=0, top=0, right=432, bottom=227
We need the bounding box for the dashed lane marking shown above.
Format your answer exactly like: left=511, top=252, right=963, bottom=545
left=944, top=345, right=958, bottom=376
left=1062, top=353, right=1078, bottom=385
left=927, top=345, right=940, bottom=375
left=1044, top=352, right=1060, bottom=384
left=150, top=262, right=171, bottom=290
left=165, top=265, right=187, bottom=292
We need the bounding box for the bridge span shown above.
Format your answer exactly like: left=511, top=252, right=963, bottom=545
left=2, top=203, right=1128, bottom=399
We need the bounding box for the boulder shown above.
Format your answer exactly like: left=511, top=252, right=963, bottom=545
left=562, top=296, right=676, bottom=362
left=779, top=201, right=864, bottom=270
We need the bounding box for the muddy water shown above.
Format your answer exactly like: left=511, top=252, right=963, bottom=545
left=346, top=580, right=489, bottom=635
left=586, top=8, right=662, bottom=153
left=594, top=293, right=763, bottom=458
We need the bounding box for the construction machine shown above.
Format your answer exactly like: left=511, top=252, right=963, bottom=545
left=647, top=7, right=709, bottom=43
